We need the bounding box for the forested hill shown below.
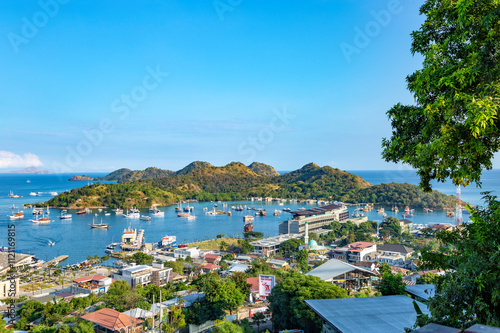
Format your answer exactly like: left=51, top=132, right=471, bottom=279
left=248, top=162, right=279, bottom=176
left=94, top=167, right=174, bottom=182
left=44, top=162, right=457, bottom=209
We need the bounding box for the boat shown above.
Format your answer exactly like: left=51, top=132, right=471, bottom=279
left=31, top=214, right=50, bottom=224
left=105, top=212, right=111, bottom=216
left=89, top=218, right=109, bottom=229
left=140, top=215, right=152, bottom=221
left=243, top=215, right=255, bottom=222
left=76, top=209, right=86, bottom=215
left=46, top=206, right=50, bottom=215
left=235, top=206, right=244, bottom=212
left=404, top=206, right=411, bottom=214
left=8, top=211, right=24, bottom=220
left=59, top=210, right=72, bottom=220
left=216, top=210, right=226, bottom=215
left=244, top=222, right=253, bottom=232
left=161, top=235, right=177, bottom=247
left=255, top=210, right=266, bottom=216
left=29, top=192, right=37, bottom=196
left=423, top=207, right=433, bottom=213
left=283, top=208, right=291, bottom=212
left=10, top=204, right=17, bottom=209
left=114, top=208, right=124, bottom=214
left=123, top=209, right=140, bottom=219
left=273, top=209, right=281, bottom=216
left=49, top=191, right=58, bottom=196
left=392, top=205, right=399, bottom=212
left=150, top=208, right=164, bottom=217
left=186, top=214, right=197, bottom=220
left=149, top=205, right=158, bottom=212
left=48, top=241, right=55, bottom=246
left=27, top=180, right=31, bottom=183
left=183, top=205, right=193, bottom=212
left=205, top=208, right=217, bottom=216
left=278, top=202, right=284, bottom=206
left=175, top=203, right=183, bottom=212
left=402, top=213, right=414, bottom=218
left=177, top=212, right=189, bottom=217
left=32, top=208, right=43, bottom=215
left=377, top=207, right=385, bottom=213
left=228, top=211, right=232, bottom=216
left=8, top=191, right=20, bottom=198
left=298, top=207, right=306, bottom=211
left=105, top=248, right=113, bottom=254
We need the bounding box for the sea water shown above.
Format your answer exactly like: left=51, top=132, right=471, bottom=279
left=0, top=170, right=498, bottom=264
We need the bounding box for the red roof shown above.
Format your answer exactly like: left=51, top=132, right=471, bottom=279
left=81, top=308, right=143, bottom=331
left=348, top=241, right=376, bottom=249
left=205, top=254, right=221, bottom=259
left=201, top=263, right=220, bottom=270
left=246, top=277, right=259, bottom=293
left=73, top=274, right=107, bottom=283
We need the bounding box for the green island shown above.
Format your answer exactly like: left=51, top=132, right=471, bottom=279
left=41, top=161, right=457, bottom=209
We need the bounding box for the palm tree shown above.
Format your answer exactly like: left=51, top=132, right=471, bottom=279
left=252, top=312, right=266, bottom=333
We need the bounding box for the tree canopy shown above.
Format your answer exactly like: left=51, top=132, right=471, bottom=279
left=382, top=0, right=500, bottom=191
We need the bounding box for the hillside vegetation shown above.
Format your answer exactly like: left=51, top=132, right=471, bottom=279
left=43, top=162, right=456, bottom=209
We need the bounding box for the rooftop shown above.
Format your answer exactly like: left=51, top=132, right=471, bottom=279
left=305, top=295, right=430, bottom=333
left=81, top=308, right=143, bottom=331
left=289, top=203, right=344, bottom=217
left=378, top=243, right=414, bottom=255
left=306, top=259, right=375, bottom=281
left=121, top=265, right=151, bottom=274
left=348, top=241, right=376, bottom=249
left=250, top=234, right=301, bottom=248
left=405, top=284, right=436, bottom=301
left=73, top=274, right=107, bottom=283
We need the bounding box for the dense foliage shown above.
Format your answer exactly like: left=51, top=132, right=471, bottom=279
left=268, top=273, right=349, bottom=332
left=382, top=0, right=500, bottom=191
left=419, top=195, right=500, bottom=328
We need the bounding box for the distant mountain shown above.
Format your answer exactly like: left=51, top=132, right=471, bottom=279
left=176, top=161, right=213, bottom=175
left=248, top=162, right=279, bottom=177
left=7, top=167, right=51, bottom=174
left=94, top=168, right=133, bottom=182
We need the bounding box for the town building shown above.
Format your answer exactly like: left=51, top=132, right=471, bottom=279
left=306, top=258, right=376, bottom=291
left=250, top=234, right=302, bottom=257
left=0, top=252, right=34, bottom=275
left=203, top=253, right=221, bottom=265
left=331, top=241, right=377, bottom=263
left=70, top=274, right=113, bottom=295
left=377, top=244, right=415, bottom=266
left=173, top=247, right=200, bottom=259
left=200, top=263, right=220, bottom=274
left=81, top=308, right=143, bottom=333
left=279, top=204, right=349, bottom=235
left=0, top=278, right=19, bottom=299
left=111, top=263, right=171, bottom=288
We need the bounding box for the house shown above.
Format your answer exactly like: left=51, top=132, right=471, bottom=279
left=408, top=269, right=445, bottom=283
left=267, top=258, right=289, bottom=270
left=200, top=263, right=220, bottom=274
left=203, top=254, right=221, bottom=265
left=306, top=259, right=376, bottom=291
left=377, top=244, right=415, bottom=266
left=246, top=277, right=261, bottom=302
left=70, top=275, right=113, bottom=295
left=352, top=261, right=379, bottom=274
left=399, top=219, right=413, bottom=232
left=122, top=308, right=155, bottom=320
left=331, top=242, right=377, bottom=263
left=81, top=308, right=143, bottom=333
left=111, top=263, right=171, bottom=288
left=174, top=247, right=200, bottom=259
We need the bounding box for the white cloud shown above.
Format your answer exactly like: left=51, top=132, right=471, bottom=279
left=0, top=151, right=43, bottom=168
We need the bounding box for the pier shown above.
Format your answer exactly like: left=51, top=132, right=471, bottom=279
left=43, top=255, right=68, bottom=267
left=121, top=229, right=145, bottom=251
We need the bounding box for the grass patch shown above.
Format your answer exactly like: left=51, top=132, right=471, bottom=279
left=190, top=237, right=241, bottom=251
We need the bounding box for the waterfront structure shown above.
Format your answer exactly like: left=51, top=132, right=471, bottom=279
left=173, top=247, right=200, bottom=259
left=279, top=204, right=349, bottom=235
left=305, top=295, right=430, bottom=333
left=250, top=234, right=301, bottom=257
left=306, top=259, right=375, bottom=290
left=70, top=274, right=113, bottom=294
left=331, top=241, right=377, bottom=263
left=81, top=308, right=143, bottom=333
left=0, top=252, right=35, bottom=275
left=111, top=263, right=171, bottom=288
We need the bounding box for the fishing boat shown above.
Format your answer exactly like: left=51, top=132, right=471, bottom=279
left=140, top=215, right=152, bottom=221
left=59, top=210, right=72, bottom=220
left=76, top=209, right=86, bottom=215
left=243, top=215, right=255, bottom=222
left=8, top=210, right=24, bottom=220
left=89, top=218, right=109, bottom=229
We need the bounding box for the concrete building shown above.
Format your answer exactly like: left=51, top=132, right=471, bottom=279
left=174, top=247, right=200, bottom=259
left=111, top=263, right=171, bottom=288
left=0, top=252, right=34, bottom=275
left=279, top=204, right=349, bottom=235
left=377, top=244, right=415, bottom=266
left=0, top=278, right=19, bottom=299
left=250, top=234, right=301, bottom=257
left=70, top=274, right=113, bottom=295
left=331, top=242, right=377, bottom=263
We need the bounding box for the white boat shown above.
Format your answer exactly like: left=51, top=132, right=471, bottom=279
left=161, top=235, right=176, bottom=247
left=32, top=208, right=43, bottom=215
left=123, top=210, right=140, bottom=219
left=140, top=215, right=152, bottom=221
left=29, top=192, right=37, bottom=196
left=9, top=211, right=24, bottom=220
left=114, top=208, right=124, bottom=215
left=151, top=209, right=164, bottom=217
left=89, top=218, right=109, bottom=229
left=105, top=248, right=113, bottom=254
left=205, top=208, right=217, bottom=215
left=8, top=191, right=20, bottom=198
left=59, top=210, right=72, bottom=220
left=186, top=214, right=197, bottom=220
left=105, top=212, right=111, bottom=216
left=27, top=180, right=31, bottom=183
left=48, top=241, right=55, bottom=246
left=31, top=214, right=50, bottom=224
left=49, top=191, right=58, bottom=196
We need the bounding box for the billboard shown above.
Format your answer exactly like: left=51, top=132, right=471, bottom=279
left=259, top=274, right=275, bottom=298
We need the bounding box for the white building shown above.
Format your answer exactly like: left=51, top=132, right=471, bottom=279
left=250, top=234, right=301, bottom=257
left=111, top=262, right=171, bottom=288
left=279, top=204, right=349, bottom=235
left=174, top=247, right=200, bottom=259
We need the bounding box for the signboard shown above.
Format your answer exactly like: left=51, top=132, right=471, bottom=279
left=249, top=307, right=268, bottom=318
left=259, top=274, right=275, bottom=298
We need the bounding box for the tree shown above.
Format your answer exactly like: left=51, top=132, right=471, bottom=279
left=130, top=252, right=154, bottom=265
left=268, top=272, right=349, bottom=332
left=213, top=321, right=244, bottom=333
left=296, top=249, right=309, bottom=273
left=418, top=194, right=500, bottom=328
left=185, top=299, right=225, bottom=326
left=230, top=272, right=251, bottom=296
left=378, top=263, right=407, bottom=296
left=252, top=312, right=266, bottom=333
left=220, top=241, right=229, bottom=252
left=417, top=272, right=439, bottom=285
left=382, top=0, right=500, bottom=191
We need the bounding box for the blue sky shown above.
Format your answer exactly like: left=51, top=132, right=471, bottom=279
left=2, top=0, right=496, bottom=173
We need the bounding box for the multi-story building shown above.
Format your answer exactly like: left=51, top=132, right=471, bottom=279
left=174, top=247, right=200, bottom=259
left=279, top=203, right=349, bottom=235
left=111, top=262, right=171, bottom=288
left=0, top=278, right=19, bottom=299
left=250, top=234, right=302, bottom=257
left=70, top=274, right=113, bottom=294
left=331, top=242, right=377, bottom=263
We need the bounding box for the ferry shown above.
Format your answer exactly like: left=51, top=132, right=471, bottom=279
left=161, top=235, right=177, bottom=247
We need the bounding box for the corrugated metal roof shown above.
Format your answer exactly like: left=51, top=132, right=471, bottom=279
left=305, top=295, right=431, bottom=333
left=306, top=259, right=375, bottom=281
left=289, top=203, right=343, bottom=217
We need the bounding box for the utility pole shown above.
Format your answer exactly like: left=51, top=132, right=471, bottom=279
left=455, top=185, right=463, bottom=226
